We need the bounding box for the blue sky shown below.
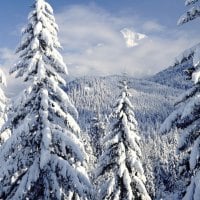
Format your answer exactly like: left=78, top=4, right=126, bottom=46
left=0, top=0, right=200, bottom=95
left=0, top=0, right=199, bottom=48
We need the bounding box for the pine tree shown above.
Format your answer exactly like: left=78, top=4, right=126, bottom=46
left=96, top=81, right=151, bottom=200
left=160, top=1, right=200, bottom=199
left=0, top=0, right=93, bottom=199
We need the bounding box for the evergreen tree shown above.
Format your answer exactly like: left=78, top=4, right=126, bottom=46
left=160, top=64, right=200, bottom=200
left=161, top=1, right=200, bottom=199
left=0, top=69, right=9, bottom=143
left=178, top=0, right=200, bottom=25
left=0, top=0, right=93, bottom=199
left=96, top=81, right=151, bottom=200
left=90, top=111, right=107, bottom=158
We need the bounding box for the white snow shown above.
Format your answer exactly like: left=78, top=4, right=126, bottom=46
left=34, top=21, right=43, bottom=36
left=175, top=43, right=200, bottom=65
left=160, top=109, right=181, bottom=134
left=0, top=69, right=6, bottom=86
left=178, top=2, right=200, bottom=25
left=189, top=137, right=200, bottom=170
left=185, top=0, right=199, bottom=6
left=30, top=37, right=39, bottom=51
left=193, top=46, right=200, bottom=67
left=96, top=83, right=151, bottom=200
left=183, top=171, right=200, bottom=200
left=0, top=0, right=93, bottom=199
left=181, top=94, right=200, bottom=119
left=121, top=28, right=147, bottom=48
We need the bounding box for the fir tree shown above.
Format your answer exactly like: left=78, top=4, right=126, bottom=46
left=0, top=0, right=93, bottom=199
left=96, top=81, right=151, bottom=200
left=161, top=1, right=200, bottom=199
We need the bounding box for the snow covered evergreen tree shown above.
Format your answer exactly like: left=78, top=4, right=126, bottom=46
left=90, top=112, right=107, bottom=158
left=178, top=0, right=200, bottom=25
left=96, top=81, right=151, bottom=200
left=160, top=63, right=200, bottom=200
left=0, top=69, right=9, bottom=143
left=160, top=1, right=200, bottom=199
left=0, top=0, right=93, bottom=199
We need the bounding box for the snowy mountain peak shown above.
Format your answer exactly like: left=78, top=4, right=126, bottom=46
left=120, top=28, right=147, bottom=48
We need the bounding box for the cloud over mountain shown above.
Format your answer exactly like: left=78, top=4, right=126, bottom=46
left=0, top=4, right=199, bottom=96
left=55, top=5, right=199, bottom=77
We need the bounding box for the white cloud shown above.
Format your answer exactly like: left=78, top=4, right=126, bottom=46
left=142, top=21, right=166, bottom=33
left=0, top=4, right=199, bottom=96
left=55, top=5, right=200, bottom=77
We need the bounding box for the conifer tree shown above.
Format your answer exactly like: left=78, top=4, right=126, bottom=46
left=0, top=0, right=93, bottom=199
left=96, top=81, right=151, bottom=200
left=90, top=112, right=107, bottom=158
left=161, top=1, right=200, bottom=199
left=0, top=69, right=9, bottom=143
left=178, top=0, right=200, bottom=25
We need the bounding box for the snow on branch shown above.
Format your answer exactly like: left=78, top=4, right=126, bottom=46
left=185, top=0, right=199, bottom=6
left=178, top=5, right=200, bottom=25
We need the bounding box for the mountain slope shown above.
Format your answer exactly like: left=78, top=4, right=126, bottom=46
left=65, top=75, right=183, bottom=133
left=147, top=55, right=193, bottom=90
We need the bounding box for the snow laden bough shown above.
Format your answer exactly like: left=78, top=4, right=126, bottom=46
left=96, top=82, right=151, bottom=200
left=161, top=1, right=200, bottom=199
left=0, top=0, right=93, bottom=199
left=178, top=0, right=200, bottom=25
left=0, top=69, right=9, bottom=144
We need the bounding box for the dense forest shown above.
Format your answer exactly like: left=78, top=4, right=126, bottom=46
left=0, top=0, right=200, bottom=199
